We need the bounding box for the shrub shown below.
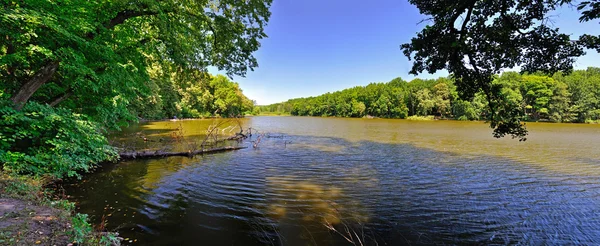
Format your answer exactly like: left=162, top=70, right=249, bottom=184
left=457, top=115, right=469, bottom=121
left=0, top=101, right=118, bottom=178
left=406, top=115, right=435, bottom=121
left=452, top=100, right=479, bottom=120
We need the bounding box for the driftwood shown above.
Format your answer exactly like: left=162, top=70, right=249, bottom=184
left=118, top=119, right=255, bottom=160
left=119, top=146, right=246, bottom=159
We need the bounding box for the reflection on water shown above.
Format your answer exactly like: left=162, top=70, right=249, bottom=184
left=64, top=117, right=600, bottom=245
left=266, top=176, right=369, bottom=223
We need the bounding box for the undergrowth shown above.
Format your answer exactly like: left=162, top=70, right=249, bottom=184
left=0, top=171, right=120, bottom=245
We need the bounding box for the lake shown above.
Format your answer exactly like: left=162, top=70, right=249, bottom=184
left=63, top=116, right=600, bottom=245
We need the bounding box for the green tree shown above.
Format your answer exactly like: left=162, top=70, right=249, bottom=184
left=452, top=100, right=478, bottom=120
left=351, top=100, right=366, bottom=117
left=416, top=88, right=434, bottom=116
left=548, top=80, right=573, bottom=122
left=520, top=75, right=554, bottom=120
left=1, top=0, right=272, bottom=123
left=555, top=68, right=600, bottom=122
left=402, top=0, right=600, bottom=140
left=432, top=82, right=451, bottom=117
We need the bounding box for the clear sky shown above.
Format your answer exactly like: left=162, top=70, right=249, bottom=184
left=210, top=0, right=600, bottom=105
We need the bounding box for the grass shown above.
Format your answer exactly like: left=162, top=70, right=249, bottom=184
left=256, top=112, right=291, bottom=116
left=406, top=115, right=435, bottom=121
left=0, top=171, right=120, bottom=245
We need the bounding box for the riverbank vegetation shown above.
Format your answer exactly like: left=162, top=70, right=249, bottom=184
left=1, top=0, right=271, bottom=174
left=1, top=0, right=272, bottom=244
left=402, top=0, right=600, bottom=140
left=1, top=0, right=598, bottom=243
left=0, top=171, right=120, bottom=245
left=260, top=68, right=600, bottom=124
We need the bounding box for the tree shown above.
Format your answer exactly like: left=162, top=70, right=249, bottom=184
left=519, top=75, right=554, bottom=120
left=261, top=69, right=600, bottom=124
left=432, top=82, right=451, bottom=117
left=351, top=100, right=366, bottom=117
left=402, top=0, right=600, bottom=140
left=554, top=68, right=600, bottom=122
left=1, top=0, right=272, bottom=123
left=415, top=88, right=434, bottom=116
left=548, top=80, right=573, bottom=122
left=452, top=100, right=478, bottom=120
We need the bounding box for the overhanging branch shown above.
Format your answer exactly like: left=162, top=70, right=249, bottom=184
left=105, top=10, right=160, bottom=30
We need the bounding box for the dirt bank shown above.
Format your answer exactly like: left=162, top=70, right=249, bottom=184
left=0, top=198, right=70, bottom=245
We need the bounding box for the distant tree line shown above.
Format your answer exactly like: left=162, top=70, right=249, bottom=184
left=260, top=68, right=600, bottom=123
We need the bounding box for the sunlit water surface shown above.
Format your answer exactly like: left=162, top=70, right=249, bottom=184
left=63, top=117, right=600, bottom=245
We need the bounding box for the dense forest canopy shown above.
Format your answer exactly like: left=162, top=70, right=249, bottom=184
left=403, top=0, right=600, bottom=140
left=1, top=0, right=270, bottom=125
left=0, top=0, right=271, bottom=178
left=260, top=68, right=600, bottom=125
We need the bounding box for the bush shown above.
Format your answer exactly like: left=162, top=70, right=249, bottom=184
left=0, top=101, right=118, bottom=178
left=452, top=100, right=479, bottom=120
left=406, top=115, right=435, bottom=121
left=457, top=115, right=469, bottom=121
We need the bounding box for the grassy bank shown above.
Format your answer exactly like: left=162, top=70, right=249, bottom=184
left=0, top=172, right=120, bottom=245
left=406, top=115, right=436, bottom=121
left=256, top=112, right=291, bottom=116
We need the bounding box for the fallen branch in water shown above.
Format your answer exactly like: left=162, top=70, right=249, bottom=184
left=119, top=146, right=247, bottom=159
left=251, top=133, right=264, bottom=148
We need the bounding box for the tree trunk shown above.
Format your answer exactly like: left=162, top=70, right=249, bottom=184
left=48, top=90, right=73, bottom=107
left=119, top=146, right=246, bottom=159
left=5, top=35, right=16, bottom=75
left=10, top=61, right=60, bottom=110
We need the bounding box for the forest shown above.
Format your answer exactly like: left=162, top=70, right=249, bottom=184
left=0, top=0, right=269, bottom=243
left=260, top=68, right=600, bottom=124
left=0, top=0, right=268, bottom=179
left=1, top=0, right=599, bottom=244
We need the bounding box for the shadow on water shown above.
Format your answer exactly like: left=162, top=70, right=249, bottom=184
left=63, top=132, right=600, bottom=245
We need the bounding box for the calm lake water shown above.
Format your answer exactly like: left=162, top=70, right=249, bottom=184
left=63, top=117, right=600, bottom=245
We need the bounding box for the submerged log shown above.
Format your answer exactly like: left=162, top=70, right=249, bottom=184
left=119, top=146, right=246, bottom=159
left=226, top=132, right=247, bottom=141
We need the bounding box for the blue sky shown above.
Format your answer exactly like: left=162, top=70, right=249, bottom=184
left=210, top=0, right=600, bottom=105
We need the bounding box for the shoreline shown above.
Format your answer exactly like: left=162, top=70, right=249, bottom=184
left=0, top=172, right=120, bottom=245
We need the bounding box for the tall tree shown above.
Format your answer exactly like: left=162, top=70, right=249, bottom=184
left=1, top=0, right=271, bottom=121
left=402, top=0, right=600, bottom=140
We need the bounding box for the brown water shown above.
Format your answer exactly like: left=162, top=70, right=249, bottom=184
left=63, top=117, right=600, bottom=245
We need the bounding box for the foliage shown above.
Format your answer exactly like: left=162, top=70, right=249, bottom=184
left=1, top=0, right=271, bottom=127
left=452, top=100, right=478, bottom=121
left=70, top=213, right=93, bottom=244
left=128, top=65, right=256, bottom=119
left=0, top=171, right=45, bottom=201
left=1, top=0, right=267, bottom=178
left=402, top=0, right=600, bottom=140
left=406, top=115, right=435, bottom=121
left=1, top=171, right=120, bottom=245
left=70, top=210, right=120, bottom=245
left=0, top=100, right=117, bottom=178
left=260, top=69, right=600, bottom=130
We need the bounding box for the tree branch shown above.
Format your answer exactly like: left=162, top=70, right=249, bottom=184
left=500, top=12, right=529, bottom=35
left=468, top=61, right=494, bottom=123
left=104, top=10, right=159, bottom=30
left=459, top=5, right=474, bottom=41
left=191, top=12, right=219, bottom=49
left=48, top=89, right=73, bottom=107
left=5, top=35, right=16, bottom=75
left=86, top=9, right=162, bottom=39
left=10, top=61, right=60, bottom=110
left=448, top=0, right=478, bottom=30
